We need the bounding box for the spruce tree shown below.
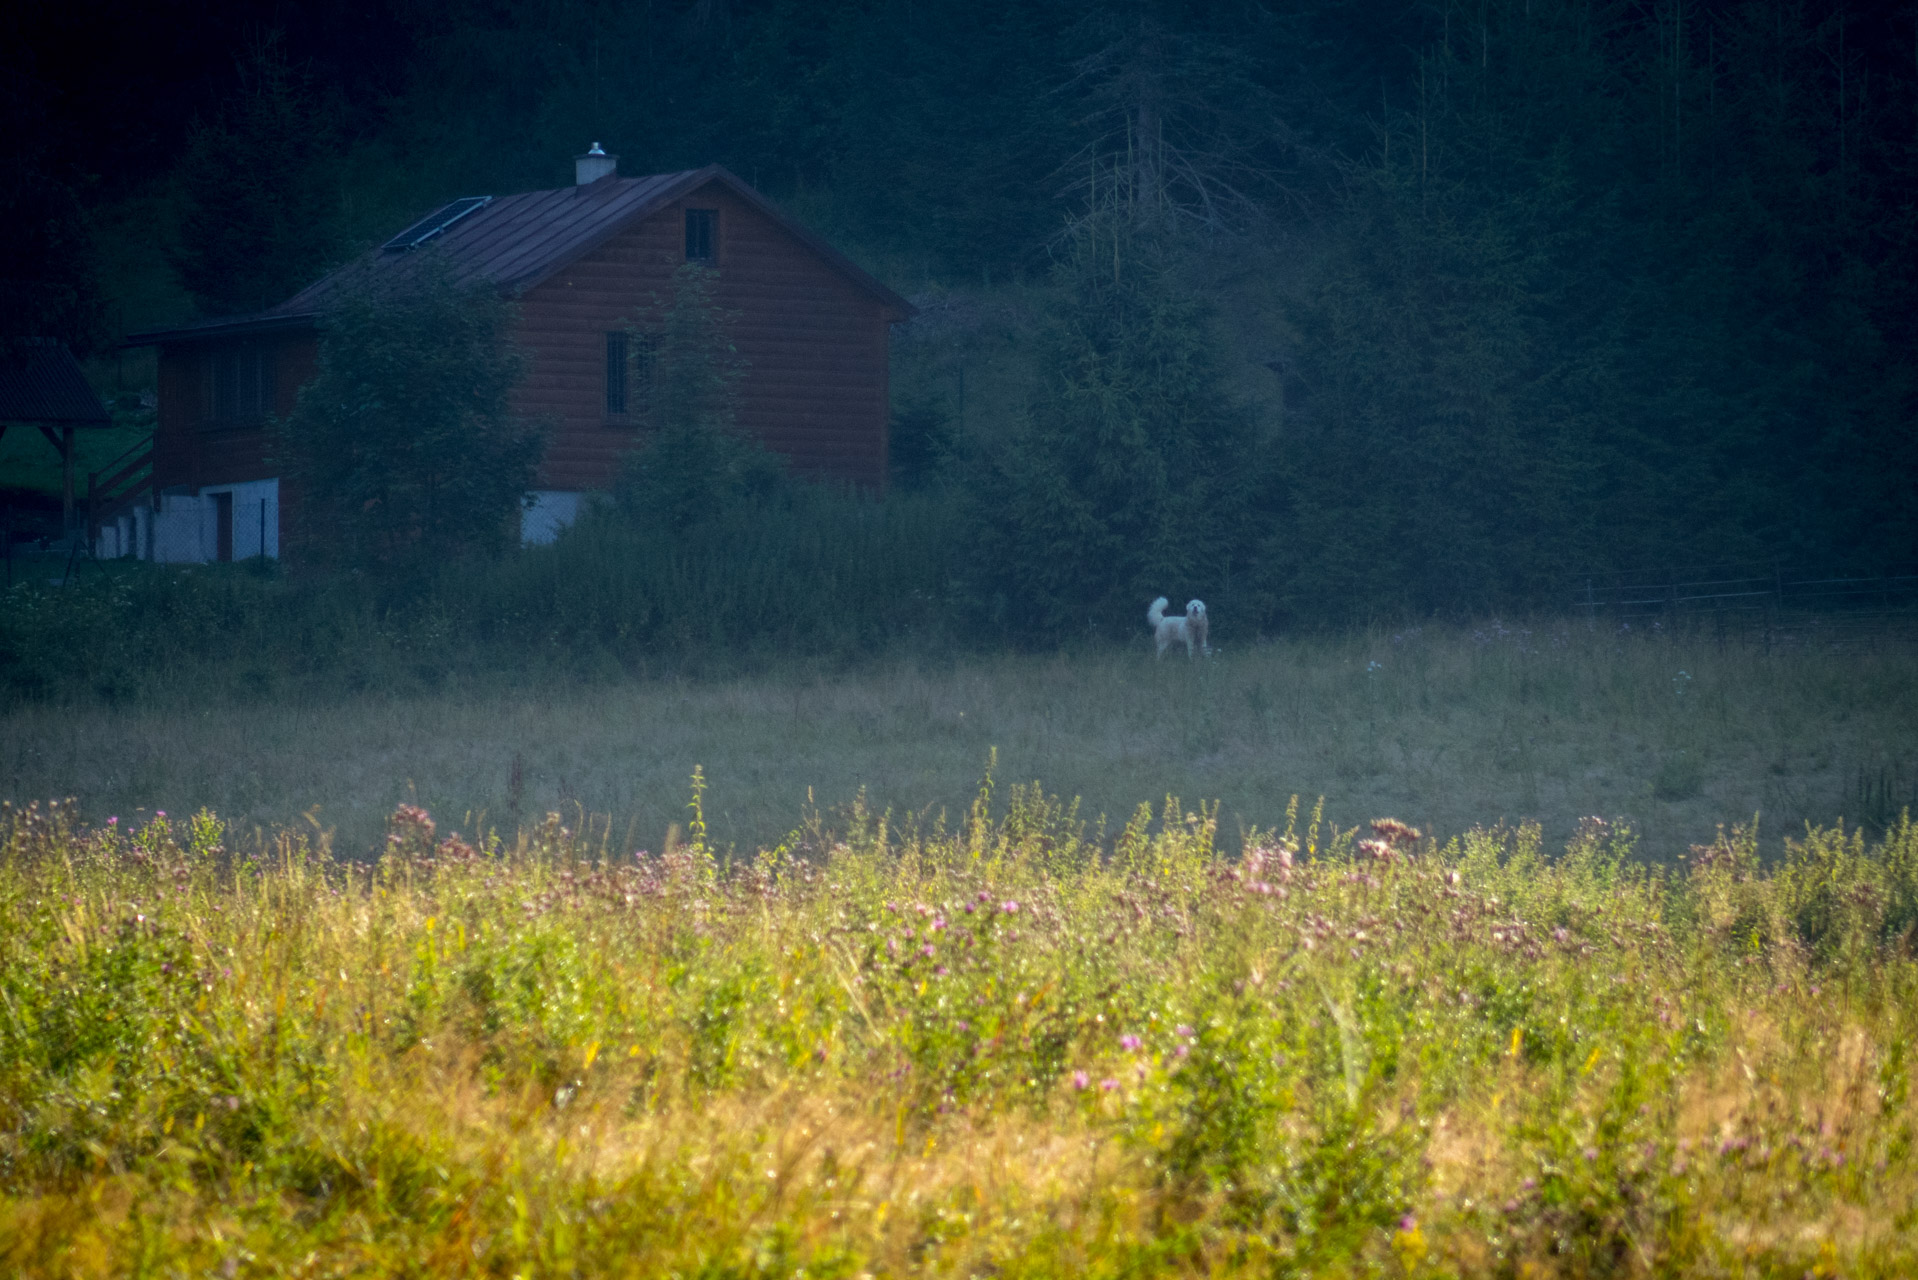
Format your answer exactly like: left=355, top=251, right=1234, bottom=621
left=966, top=226, right=1266, bottom=641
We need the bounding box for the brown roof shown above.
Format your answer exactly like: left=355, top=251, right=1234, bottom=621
left=0, top=339, right=111, bottom=425
left=127, top=165, right=913, bottom=346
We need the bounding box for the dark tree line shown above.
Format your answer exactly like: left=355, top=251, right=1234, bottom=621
left=6, top=0, right=1914, bottom=629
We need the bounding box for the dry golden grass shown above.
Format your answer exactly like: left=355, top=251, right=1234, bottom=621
left=1, top=792, right=1915, bottom=1276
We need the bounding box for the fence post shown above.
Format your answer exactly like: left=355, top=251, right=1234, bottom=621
left=1770, top=560, right=1783, bottom=654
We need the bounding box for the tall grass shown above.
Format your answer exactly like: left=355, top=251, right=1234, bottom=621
left=0, top=486, right=962, bottom=704
left=462, top=486, right=961, bottom=665
left=2, top=786, right=1914, bottom=1276
left=5, top=620, right=1914, bottom=862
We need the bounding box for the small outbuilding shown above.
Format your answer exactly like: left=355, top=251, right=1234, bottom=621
left=122, top=151, right=914, bottom=561
left=0, top=338, right=114, bottom=537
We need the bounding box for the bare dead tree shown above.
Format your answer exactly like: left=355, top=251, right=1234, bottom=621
left=1049, top=13, right=1310, bottom=253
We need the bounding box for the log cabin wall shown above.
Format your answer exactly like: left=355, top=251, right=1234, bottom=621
left=153, top=334, right=315, bottom=489
left=515, top=179, right=891, bottom=492
left=152, top=333, right=316, bottom=539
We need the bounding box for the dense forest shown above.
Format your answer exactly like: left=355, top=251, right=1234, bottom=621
left=4, top=0, right=1915, bottom=633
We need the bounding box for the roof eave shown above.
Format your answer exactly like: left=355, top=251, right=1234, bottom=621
left=122, top=312, right=322, bottom=348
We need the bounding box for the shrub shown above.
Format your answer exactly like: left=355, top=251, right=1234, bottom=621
left=276, top=254, right=544, bottom=573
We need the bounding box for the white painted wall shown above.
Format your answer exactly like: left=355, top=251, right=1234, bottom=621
left=142, top=478, right=281, bottom=563
left=199, top=478, right=280, bottom=559
left=521, top=490, right=582, bottom=546
left=151, top=493, right=210, bottom=563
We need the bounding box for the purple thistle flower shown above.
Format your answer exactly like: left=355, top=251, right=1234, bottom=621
left=1072, top=1071, right=1089, bottom=1090
left=1119, top=1034, right=1143, bottom=1052
left=1099, top=1077, right=1119, bottom=1092
left=1001, top=900, right=1019, bottom=914
left=1175, top=1024, right=1195, bottom=1038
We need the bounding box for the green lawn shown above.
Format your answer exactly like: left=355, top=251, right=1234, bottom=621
left=0, top=422, right=150, bottom=499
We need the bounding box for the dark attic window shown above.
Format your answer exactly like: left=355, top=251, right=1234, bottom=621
left=606, top=331, right=628, bottom=417
left=685, top=208, right=716, bottom=262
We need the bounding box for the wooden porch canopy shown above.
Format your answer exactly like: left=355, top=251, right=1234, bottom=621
left=0, top=338, right=113, bottom=531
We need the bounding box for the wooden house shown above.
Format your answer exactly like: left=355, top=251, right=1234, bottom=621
left=121, top=151, right=913, bottom=560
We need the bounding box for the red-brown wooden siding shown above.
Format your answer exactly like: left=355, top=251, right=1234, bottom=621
left=514, top=180, right=891, bottom=491
left=152, top=334, right=315, bottom=539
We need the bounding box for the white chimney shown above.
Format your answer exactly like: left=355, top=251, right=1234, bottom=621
left=576, top=142, right=617, bottom=186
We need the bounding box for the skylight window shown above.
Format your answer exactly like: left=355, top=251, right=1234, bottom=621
left=380, top=196, right=495, bottom=252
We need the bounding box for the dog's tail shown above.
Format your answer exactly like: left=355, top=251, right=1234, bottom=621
left=1148, top=596, right=1170, bottom=628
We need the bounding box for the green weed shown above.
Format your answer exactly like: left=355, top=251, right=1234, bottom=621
left=1, top=784, right=1914, bottom=1276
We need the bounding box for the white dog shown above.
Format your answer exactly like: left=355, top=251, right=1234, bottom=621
left=1148, top=596, right=1210, bottom=659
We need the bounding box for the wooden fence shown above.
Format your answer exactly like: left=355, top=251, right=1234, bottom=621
left=1570, top=562, right=1918, bottom=650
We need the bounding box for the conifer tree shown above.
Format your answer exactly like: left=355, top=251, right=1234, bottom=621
left=965, top=223, right=1266, bottom=640
left=171, top=35, right=342, bottom=314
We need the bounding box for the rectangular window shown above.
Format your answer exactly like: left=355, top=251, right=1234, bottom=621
left=207, top=343, right=272, bottom=426
left=607, top=332, right=658, bottom=424
left=606, top=331, right=628, bottom=416
left=685, top=208, right=716, bottom=262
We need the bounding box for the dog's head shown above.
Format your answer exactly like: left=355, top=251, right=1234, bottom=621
left=1186, top=600, right=1206, bottom=620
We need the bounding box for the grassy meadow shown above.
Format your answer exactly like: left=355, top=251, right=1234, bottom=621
left=5, top=620, right=1918, bottom=1275
left=4, top=621, right=1915, bottom=863
left=1, top=784, right=1915, bottom=1276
